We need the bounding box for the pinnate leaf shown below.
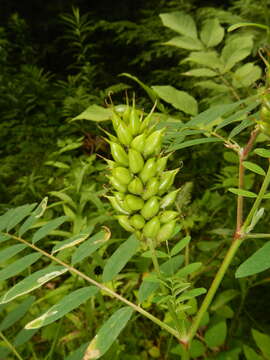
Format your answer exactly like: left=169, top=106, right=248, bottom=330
left=25, top=286, right=99, bottom=329
left=83, top=307, right=133, bottom=359
left=102, top=235, right=139, bottom=282
left=236, top=241, right=270, bottom=278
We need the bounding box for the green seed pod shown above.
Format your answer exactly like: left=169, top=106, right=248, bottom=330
left=116, top=215, right=135, bottom=232
left=143, top=216, right=160, bottom=238
left=111, top=112, right=121, bottom=132
left=130, top=214, right=145, bottom=229
left=143, top=129, right=164, bottom=158
left=257, top=121, right=270, bottom=136
left=128, top=177, right=144, bottom=195
left=113, top=192, right=125, bottom=201
left=157, top=220, right=176, bottom=242
left=140, top=113, right=152, bottom=132
left=105, top=196, right=130, bottom=215
left=156, top=153, right=171, bottom=173
left=109, top=141, right=129, bottom=166
left=125, top=194, right=144, bottom=211
left=159, top=210, right=178, bottom=224
left=260, top=105, right=270, bottom=123
left=160, top=189, right=180, bottom=209
left=158, top=169, right=179, bottom=195
left=129, top=106, right=141, bottom=136
left=112, top=167, right=132, bottom=185
left=107, top=176, right=127, bottom=193
left=122, top=104, right=131, bottom=123
left=139, top=158, right=157, bottom=184
left=141, top=196, right=160, bottom=220
left=129, top=149, right=145, bottom=174
left=142, top=177, right=159, bottom=200
left=115, top=121, right=133, bottom=146
left=130, top=133, right=146, bottom=153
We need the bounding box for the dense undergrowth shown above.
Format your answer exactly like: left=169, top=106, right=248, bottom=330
left=1, top=0, right=270, bottom=359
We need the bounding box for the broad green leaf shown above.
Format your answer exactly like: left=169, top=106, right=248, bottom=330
left=84, top=307, right=133, bottom=359
left=187, top=101, right=243, bottom=127
left=13, top=328, right=38, bottom=347
left=72, top=104, right=112, bottom=122
left=164, top=36, right=203, bottom=50
left=152, top=85, right=198, bottom=115
left=221, top=36, right=253, bottom=72
left=0, top=234, right=10, bottom=243
left=176, top=263, right=202, bottom=278
left=160, top=12, right=197, bottom=39
left=228, top=22, right=270, bottom=32
left=254, top=148, right=270, bottom=158
left=51, top=228, right=94, bottom=254
left=141, top=250, right=168, bottom=258
left=228, top=188, right=257, bottom=198
left=190, top=339, right=206, bottom=358
left=252, top=329, right=270, bottom=359
left=168, top=137, right=223, bottom=151
left=0, top=244, right=26, bottom=264
left=6, top=204, right=37, bottom=232
left=205, top=321, right=227, bottom=348
left=228, top=118, right=254, bottom=139
left=0, top=204, right=35, bottom=232
left=66, top=343, right=89, bottom=360
left=19, top=197, right=48, bottom=237
left=138, top=255, right=184, bottom=303
left=0, top=253, right=42, bottom=282
left=216, top=101, right=259, bottom=130
left=233, top=63, right=262, bottom=88
left=177, top=288, right=206, bottom=302
left=171, top=236, right=191, bottom=256
left=242, top=161, right=266, bottom=176
left=183, top=51, right=223, bottom=70
left=243, top=345, right=264, bottom=360
left=0, top=296, right=35, bottom=331
left=120, top=73, right=164, bottom=112
left=102, top=235, right=139, bottom=282
left=197, top=241, right=220, bottom=251
left=45, top=161, right=70, bottom=169
left=211, top=289, right=240, bottom=311
left=200, top=19, right=224, bottom=47
left=236, top=241, right=270, bottom=278
left=49, top=191, right=77, bottom=210
left=182, top=68, right=217, bottom=77
left=32, top=216, right=68, bottom=244
left=72, top=228, right=111, bottom=265
left=25, top=286, right=99, bottom=329
left=0, top=266, right=67, bottom=304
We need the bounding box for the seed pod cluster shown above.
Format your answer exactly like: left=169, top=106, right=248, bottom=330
left=105, top=101, right=179, bottom=243
left=258, top=95, right=270, bottom=136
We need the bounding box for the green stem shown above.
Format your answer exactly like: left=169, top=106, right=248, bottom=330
left=0, top=331, right=24, bottom=360
left=8, top=234, right=180, bottom=341
left=246, top=233, right=270, bottom=238
left=185, top=237, right=243, bottom=344
left=242, top=162, right=270, bottom=233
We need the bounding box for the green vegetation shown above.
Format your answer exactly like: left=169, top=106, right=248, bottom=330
left=1, top=1, right=270, bottom=359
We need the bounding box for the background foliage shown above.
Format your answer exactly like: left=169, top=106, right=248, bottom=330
left=1, top=0, right=270, bottom=359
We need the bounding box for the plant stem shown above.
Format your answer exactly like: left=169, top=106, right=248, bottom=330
left=246, top=233, right=270, bottom=238
left=185, top=237, right=243, bottom=345
left=242, top=161, right=270, bottom=233
left=8, top=234, right=180, bottom=341
left=0, top=331, right=24, bottom=360
left=236, top=128, right=260, bottom=233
